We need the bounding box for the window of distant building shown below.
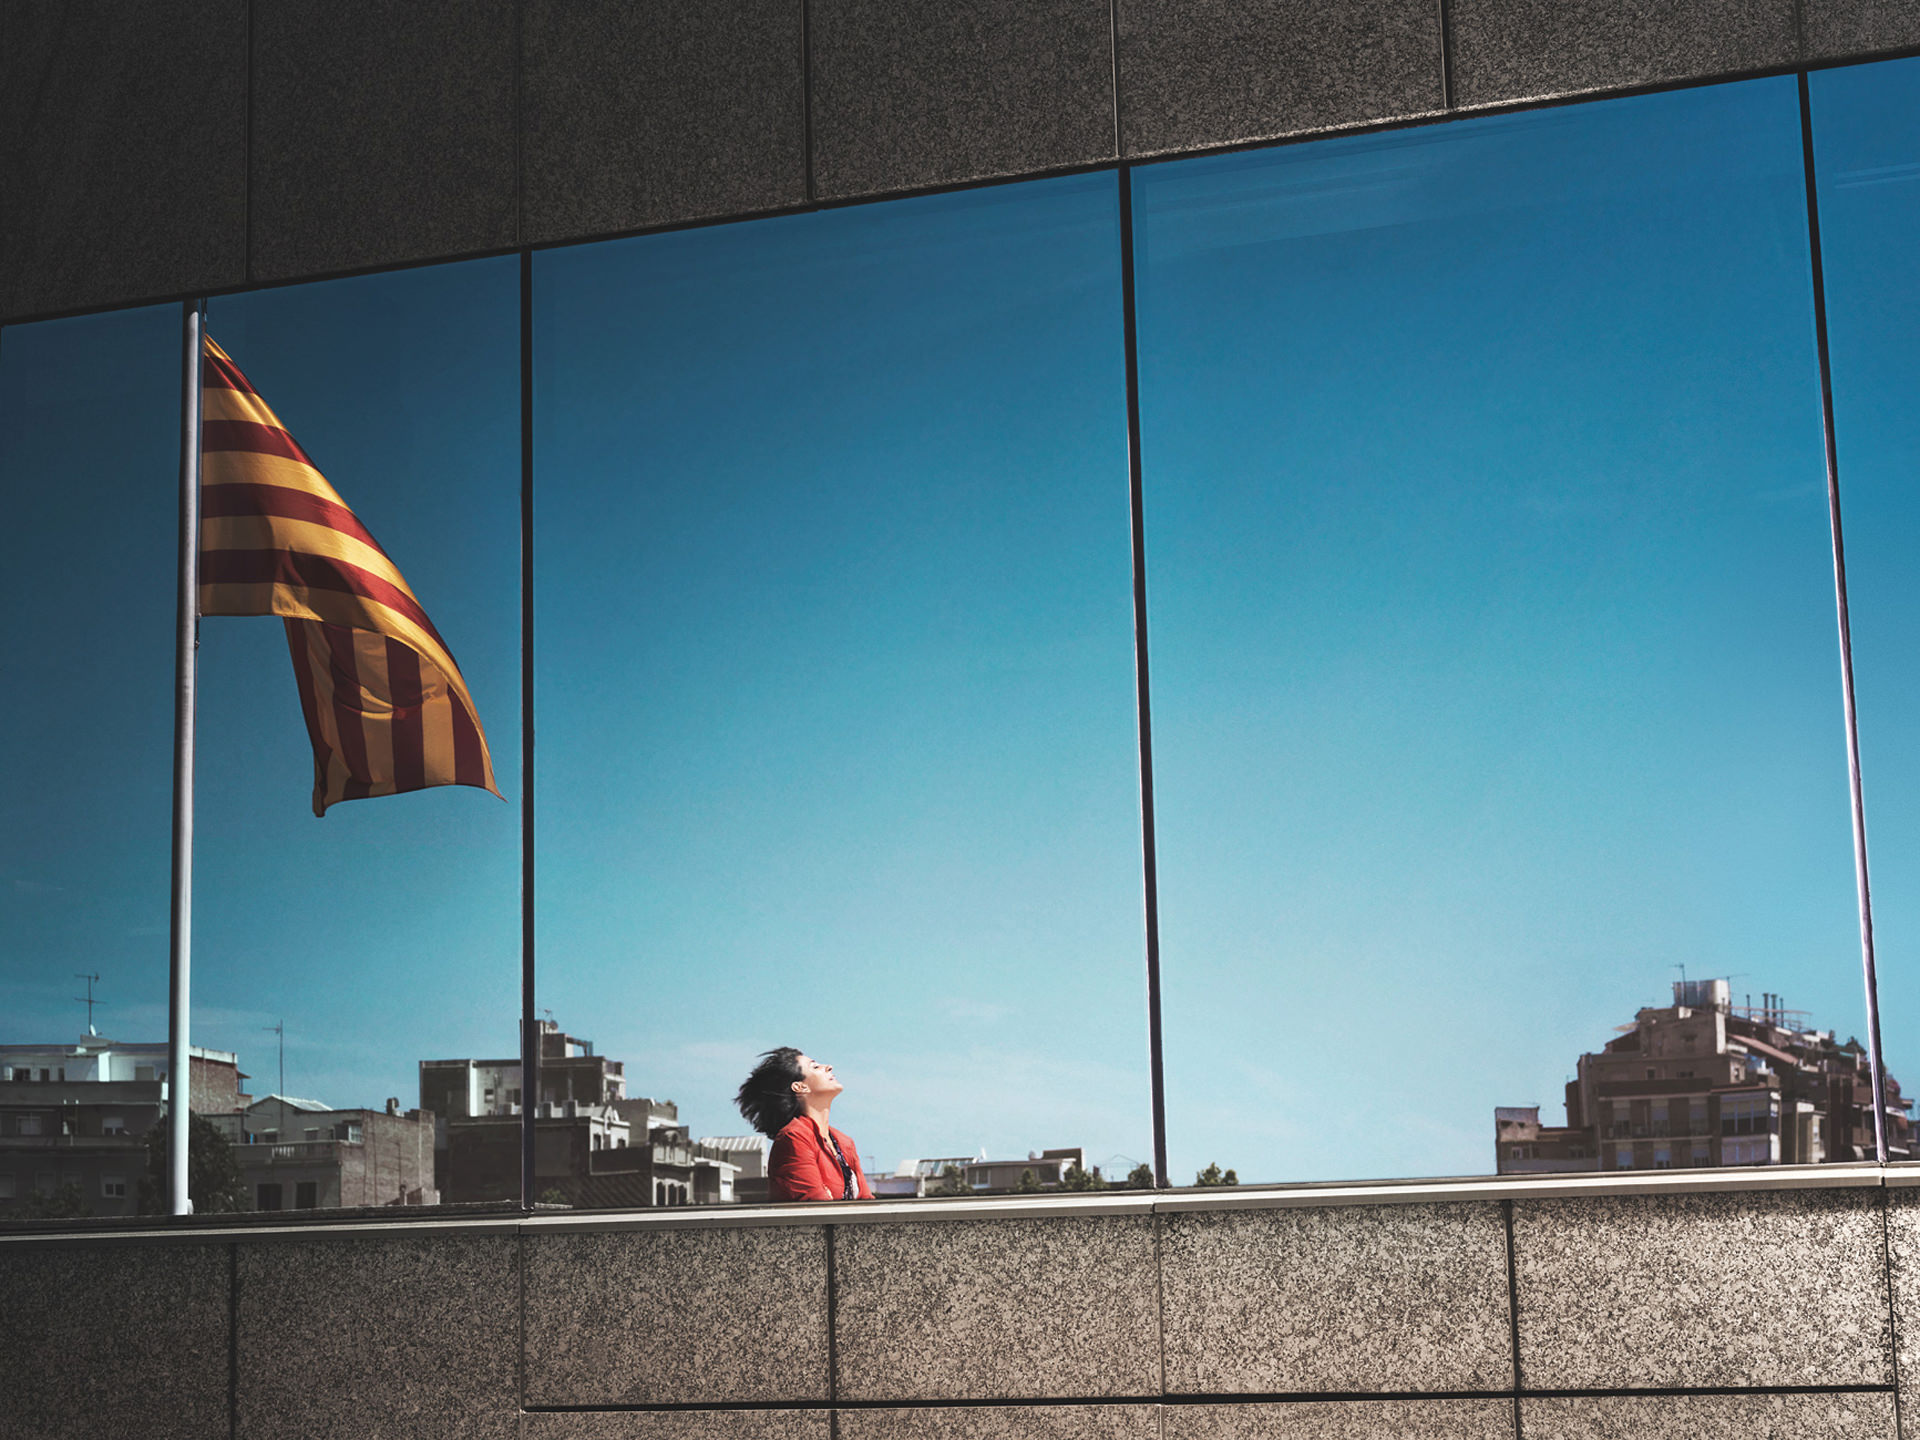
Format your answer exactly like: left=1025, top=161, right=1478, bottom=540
left=1654, top=1148, right=1672, bottom=1169
left=17, top=1115, right=42, bottom=1136
left=261, top=1129, right=278, bottom=1143
left=295, top=1182, right=317, bottom=1209
left=1615, top=1148, right=1634, bottom=1169
left=257, top=1183, right=283, bottom=1210
left=344, top=1123, right=362, bottom=1143
left=303, top=1128, right=319, bottom=1141
left=0, top=1176, right=14, bottom=1199
left=134, top=1066, right=154, bottom=1082
left=101, top=1176, right=126, bottom=1199
left=101, top=1115, right=125, bottom=1135
left=1692, top=1144, right=1712, bottom=1166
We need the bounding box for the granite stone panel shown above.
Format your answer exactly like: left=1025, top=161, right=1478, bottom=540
left=524, top=1225, right=829, bottom=1405
left=521, top=1413, right=832, bottom=1440
left=838, top=1406, right=1161, bottom=1440
left=1520, top=1392, right=1895, bottom=1438
left=1159, top=1203, right=1512, bottom=1394
left=1803, top=1, right=1920, bottom=60
left=521, top=0, right=805, bottom=245
left=1115, top=0, right=1443, bottom=159
left=235, top=1232, right=518, bottom=1440
left=1511, top=1188, right=1890, bottom=1389
left=1163, top=1400, right=1516, bottom=1439
left=810, top=0, right=1115, bottom=200
left=1448, top=0, right=1796, bottom=108
left=834, top=1215, right=1160, bottom=1400
left=0, top=0, right=246, bottom=321
left=1882, top=1188, right=1920, bottom=1423
left=250, top=0, right=517, bottom=283
left=0, top=1241, right=229, bottom=1440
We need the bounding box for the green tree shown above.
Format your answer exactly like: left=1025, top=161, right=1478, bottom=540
left=1062, top=1162, right=1107, bottom=1191
left=1014, top=1168, right=1043, bottom=1193
left=19, top=1181, right=90, bottom=1219
left=1194, top=1162, right=1239, bottom=1187
left=536, top=1187, right=572, bottom=1208
left=136, top=1112, right=248, bottom=1215
left=1125, top=1162, right=1155, bottom=1189
left=930, top=1164, right=970, bottom=1197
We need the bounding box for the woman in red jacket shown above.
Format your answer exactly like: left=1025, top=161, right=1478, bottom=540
left=736, top=1048, right=873, bottom=1202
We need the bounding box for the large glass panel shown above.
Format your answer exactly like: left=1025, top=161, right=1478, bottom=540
left=0, top=307, right=177, bottom=1219
left=1136, top=78, right=1861, bottom=1183
left=194, top=260, right=521, bottom=1211
left=1813, top=55, right=1920, bottom=1160
left=536, top=174, right=1147, bottom=1204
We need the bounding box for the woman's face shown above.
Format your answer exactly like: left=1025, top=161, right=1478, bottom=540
left=791, top=1053, right=844, bottom=1102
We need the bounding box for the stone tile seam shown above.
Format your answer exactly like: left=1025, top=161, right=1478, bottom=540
left=17, top=40, right=1920, bottom=329
left=516, top=1386, right=1897, bottom=1413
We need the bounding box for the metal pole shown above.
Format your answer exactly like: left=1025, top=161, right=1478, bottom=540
left=169, top=300, right=204, bottom=1214
left=1799, top=73, right=1889, bottom=1164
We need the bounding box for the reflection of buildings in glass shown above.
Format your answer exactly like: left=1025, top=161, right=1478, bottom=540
left=207, top=1095, right=436, bottom=1211
left=874, top=1148, right=1088, bottom=1197
left=1496, top=978, right=1913, bottom=1175
left=420, top=1018, right=750, bottom=1206
left=0, top=1038, right=247, bottom=1217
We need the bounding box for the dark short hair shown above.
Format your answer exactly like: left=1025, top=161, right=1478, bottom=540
left=736, top=1047, right=806, bottom=1137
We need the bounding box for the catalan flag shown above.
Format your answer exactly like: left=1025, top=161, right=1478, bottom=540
left=197, top=336, right=500, bottom=816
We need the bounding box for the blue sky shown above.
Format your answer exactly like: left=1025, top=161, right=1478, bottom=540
left=2, top=64, right=1916, bottom=1187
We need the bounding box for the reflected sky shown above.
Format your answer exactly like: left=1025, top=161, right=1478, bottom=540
left=1137, top=76, right=1861, bottom=1181
left=535, top=174, right=1151, bottom=1173
left=1814, top=55, right=1920, bottom=1135
left=0, top=263, right=521, bottom=1113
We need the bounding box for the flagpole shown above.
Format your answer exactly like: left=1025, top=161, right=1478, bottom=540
left=169, top=300, right=204, bottom=1215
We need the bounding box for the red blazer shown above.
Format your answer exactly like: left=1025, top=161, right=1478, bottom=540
left=769, top=1116, right=874, bottom=1202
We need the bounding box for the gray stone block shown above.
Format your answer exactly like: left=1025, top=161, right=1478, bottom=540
left=1519, top=1392, right=1895, bottom=1438
left=1115, top=0, right=1443, bottom=159
left=1163, top=1400, right=1516, bottom=1439
left=838, top=1405, right=1161, bottom=1439
left=1511, top=1188, right=1890, bottom=1389
left=521, top=1414, right=832, bottom=1440
left=1448, top=0, right=1796, bottom=108
left=524, top=1225, right=829, bottom=1406
left=834, top=1216, right=1159, bottom=1400
left=0, top=0, right=246, bottom=320
left=235, top=1233, right=518, bottom=1440
left=0, top=1241, right=229, bottom=1440
left=249, top=0, right=517, bottom=283
left=1159, top=1204, right=1513, bottom=1394
left=521, top=0, right=805, bottom=245
left=1883, top=1188, right=1920, bottom=1422
left=810, top=0, right=1115, bottom=201
left=1803, top=1, right=1920, bottom=59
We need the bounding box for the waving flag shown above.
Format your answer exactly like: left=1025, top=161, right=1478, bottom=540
left=197, top=336, right=499, bottom=816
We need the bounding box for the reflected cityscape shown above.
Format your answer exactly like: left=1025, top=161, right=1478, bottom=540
left=1496, top=979, right=1911, bottom=1175
left=0, top=1015, right=1156, bottom=1218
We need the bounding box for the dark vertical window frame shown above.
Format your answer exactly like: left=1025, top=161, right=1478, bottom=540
left=1798, top=69, right=1891, bottom=1164
left=519, top=246, right=539, bottom=1209
left=1117, top=163, right=1169, bottom=1189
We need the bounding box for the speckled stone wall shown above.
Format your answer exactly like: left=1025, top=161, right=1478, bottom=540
left=0, top=1178, right=1913, bottom=1439
left=6, top=0, right=1920, bottom=322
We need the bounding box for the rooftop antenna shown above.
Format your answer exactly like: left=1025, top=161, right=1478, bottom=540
left=73, top=973, right=102, bottom=1036
left=263, top=1019, right=284, bottom=1099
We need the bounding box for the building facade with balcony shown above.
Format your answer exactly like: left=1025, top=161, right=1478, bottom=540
left=1497, top=979, right=1914, bottom=1175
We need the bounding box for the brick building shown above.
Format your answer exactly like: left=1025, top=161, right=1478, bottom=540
left=208, top=1095, right=437, bottom=1212
left=1497, top=979, right=1913, bottom=1174
left=0, top=1037, right=247, bottom=1217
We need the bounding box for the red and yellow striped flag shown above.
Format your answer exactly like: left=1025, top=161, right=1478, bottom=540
left=198, top=336, right=500, bottom=816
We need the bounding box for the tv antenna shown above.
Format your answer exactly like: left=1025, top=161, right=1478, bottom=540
left=263, top=1019, right=285, bottom=1098
left=73, top=973, right=102, bottom=1035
